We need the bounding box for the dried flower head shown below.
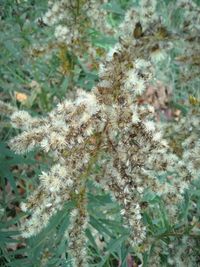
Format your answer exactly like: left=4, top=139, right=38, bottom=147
left=1, top=0, right=199, bottom=265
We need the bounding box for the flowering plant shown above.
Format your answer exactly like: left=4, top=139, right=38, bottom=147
left=0, top=0, right=199, bottom=266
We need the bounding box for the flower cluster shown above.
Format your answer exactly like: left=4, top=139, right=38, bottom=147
left=30, top=0, right=113, bottom=83
left=118, top=0, right=158, bottom=38
left=146, top=220, right=200, bottom=267
left=164, top=108, right=200, bottom=184
left=178, top=0, right=200, bottom=33
left=42, top=0, right=111, bottom=42
left=0, top=100, right=17, bottom=116
left=1, top=0, right=199, bottom=266
left=175, top=0, right=200, bottom=87
left=33, top=0, right=111, bottom=59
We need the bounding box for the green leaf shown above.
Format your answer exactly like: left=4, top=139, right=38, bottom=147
left=102, top=2, right=125, bottom=14
left=90, top=216, right=114, bottom=237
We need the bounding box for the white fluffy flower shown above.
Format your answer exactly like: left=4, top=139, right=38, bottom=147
left=98, top=80, right=111, bottom=88
left=132, top=113, right=140, bottom=124
left=106, top=43, right=121, bottom=61
left=124, top=69, right=138, bottom=91
left=20, top=202, right=28, bottom=212
left=54, top=25, right=69, bottom=43
left=11, top=111, right=32, bottom=129
left=40, top=138, right=50, bottom=152
left=135, top=59, right=151, bottom=70
left=153, top=131, right=162, bottom=142
left=134, top=79, right=146, bottom=95
left=144, top=120, right=155, bottom=132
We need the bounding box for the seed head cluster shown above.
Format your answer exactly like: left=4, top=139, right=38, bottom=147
left=33, top=0, right=111, bottom=62
left=0, top=0, right=199, bottom=266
